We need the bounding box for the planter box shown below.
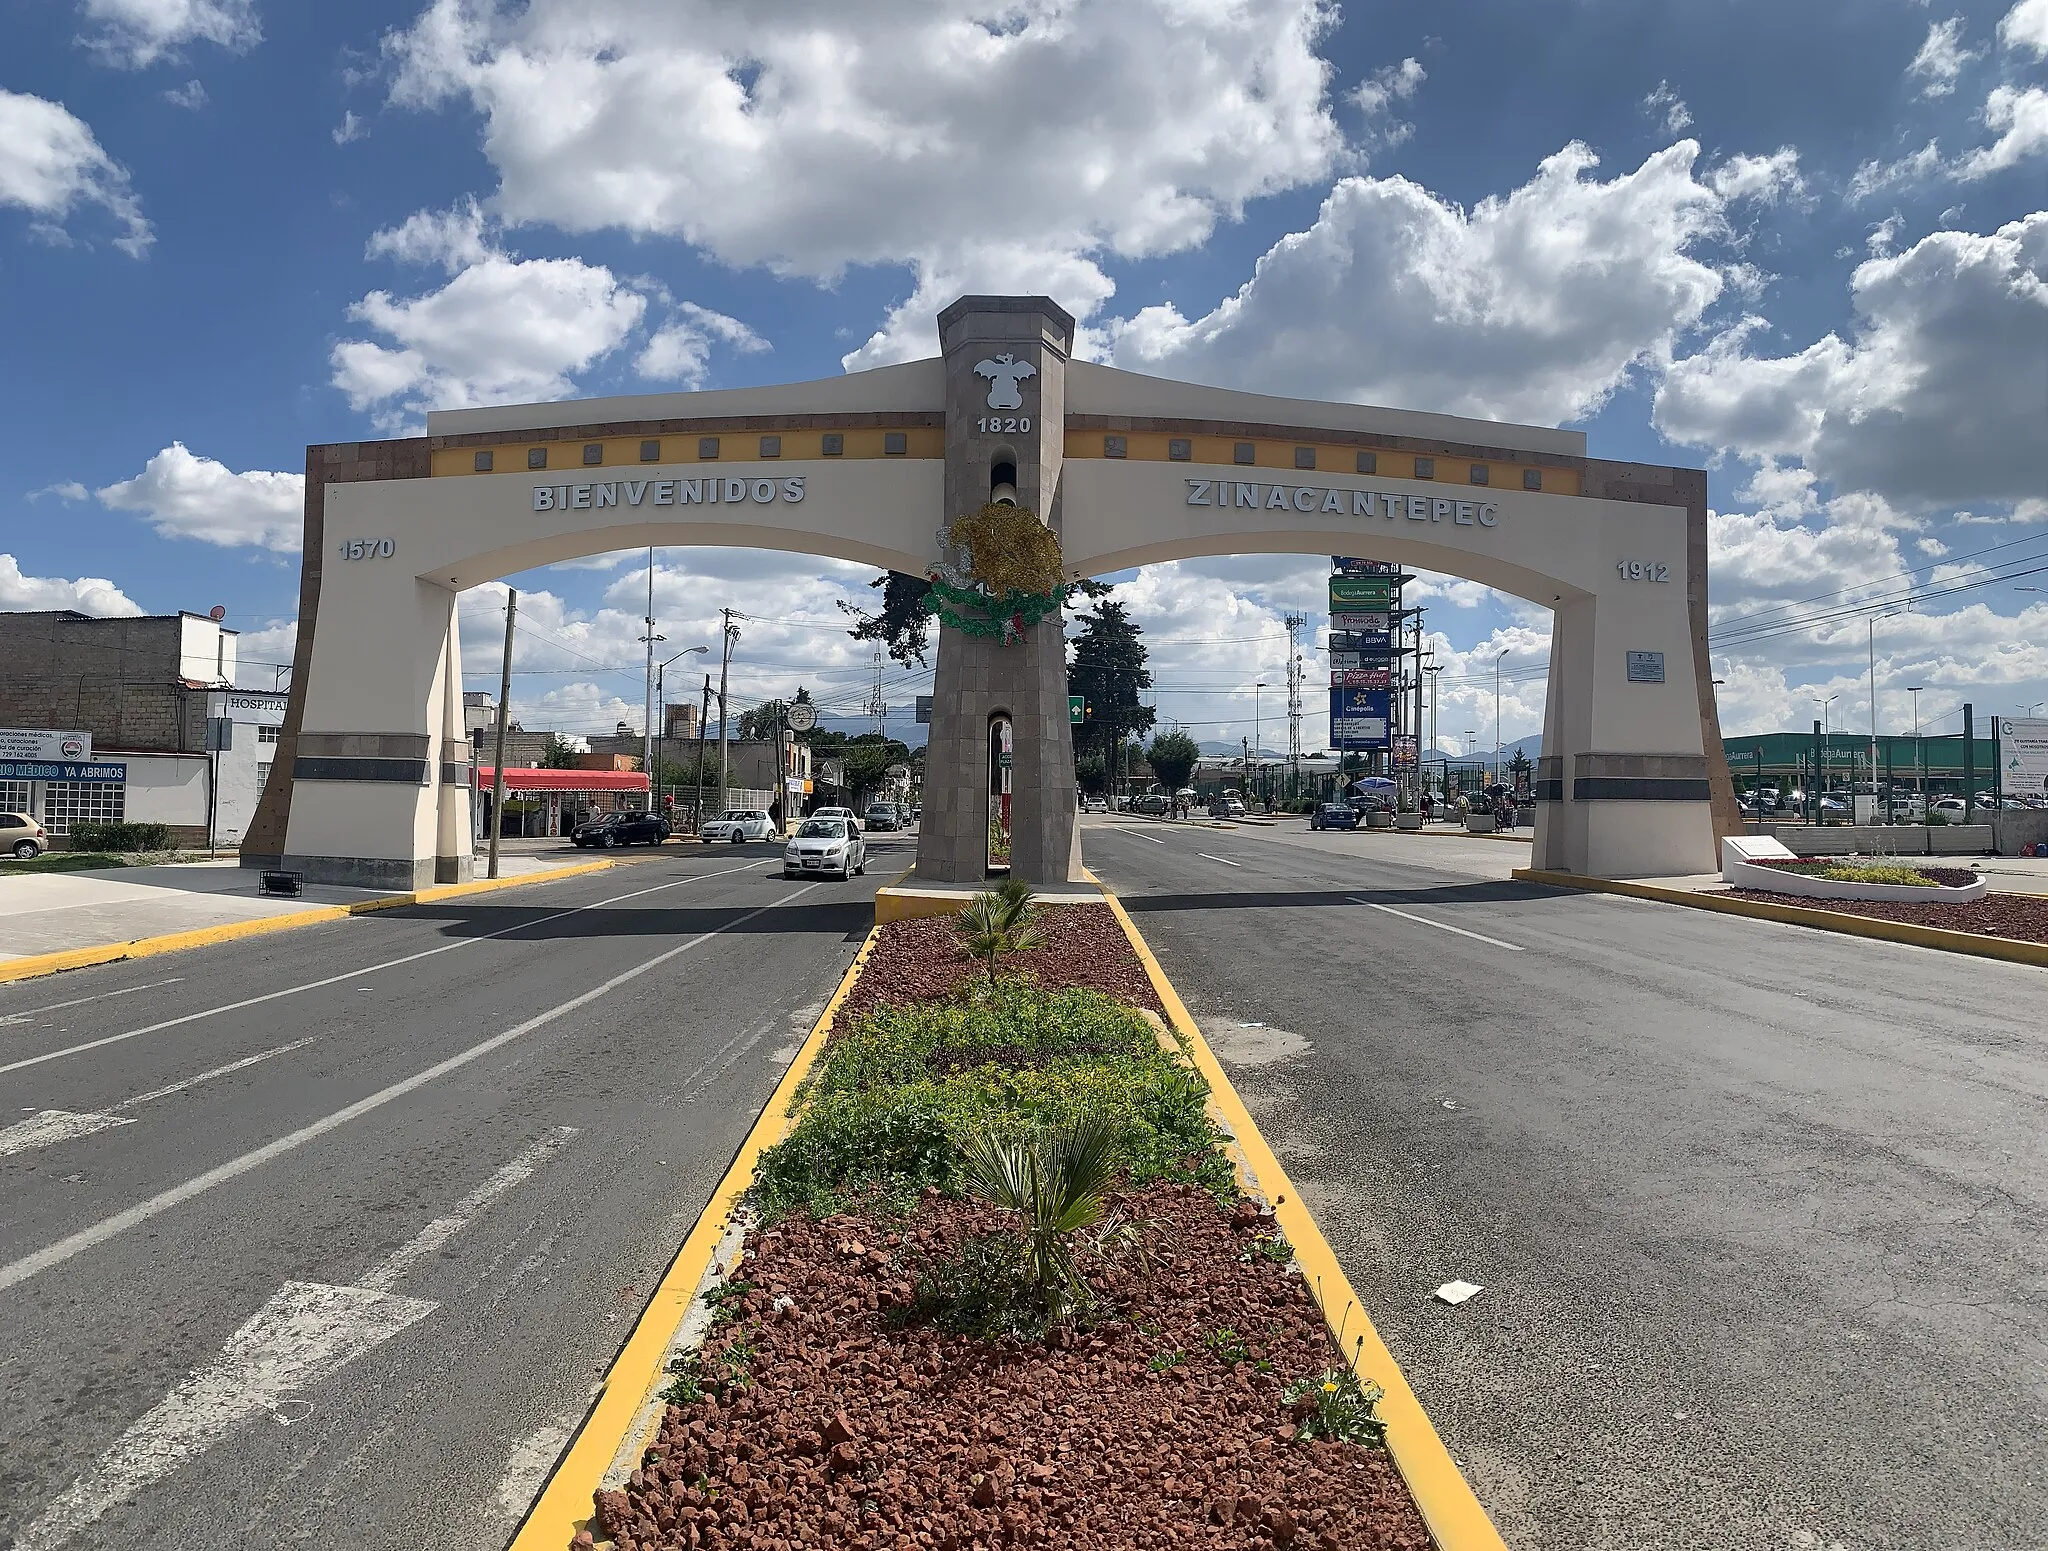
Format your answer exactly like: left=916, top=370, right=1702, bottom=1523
left=1929, top=824, right=1994, bottom=854
left=1394, top=812, right=1423, bottom=830
left=1365, top=811, right=1394, bottom=829
left=1464, top=812, right=1496, bottom=833
left=1720, top=836, right=1987, bottom=902
left=1514, top=806, right=1535, bottom=826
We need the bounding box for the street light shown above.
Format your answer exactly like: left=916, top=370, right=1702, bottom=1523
left=653, top=644, right=710, bottom=814
left=1908, top=685, right=1924, bottom=804
left=1813, top=694, right=1838, bottom=821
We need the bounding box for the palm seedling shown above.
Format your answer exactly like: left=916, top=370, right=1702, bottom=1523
left=959, top=1116, right=1137, bottom=1327
left=952, top=877, right=1040, bottom=983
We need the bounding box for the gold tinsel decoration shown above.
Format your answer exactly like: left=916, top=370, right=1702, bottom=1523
left=946, top=502, right=1066, bottom=597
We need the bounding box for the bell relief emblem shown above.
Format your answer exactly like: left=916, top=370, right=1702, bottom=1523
left=973, top=352, right=1037, bottom=411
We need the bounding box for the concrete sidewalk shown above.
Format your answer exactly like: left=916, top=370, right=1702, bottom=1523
left=1628, top=855, right=2048, bottom=897
left=0, top=851, right=602, bottom=965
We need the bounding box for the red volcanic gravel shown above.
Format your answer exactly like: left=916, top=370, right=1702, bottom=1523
left=1728, top=887, right=2048, bottom=943
left=837, top=905, right=1164, bottom=1024
left=594, top=1185, right=1429, bottom=1550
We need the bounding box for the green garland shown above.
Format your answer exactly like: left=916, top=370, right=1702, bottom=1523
left=922, top=575, right=1070, bottom=642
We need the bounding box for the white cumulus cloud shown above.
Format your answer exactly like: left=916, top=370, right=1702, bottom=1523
left=1642, top=80, right=1692, bottom=134
left=0, top=553, right=145, bottom=616
left=96, top=442, right=305, bottom=551
left=637, top=303, right=768, bottom=387
left=1654, top=213, right=2048, bottom=512
left=1110, top=141, right=1735, bottom=426
left=0, top=89, right=153, bottom=256
left=380, top=0, right=1346, bottom=366
left=1998, top=0, right=2048, bottom=59
left=1957, top=84, right=2048, bottom=179
left=76, top=0, right=261, bottom=68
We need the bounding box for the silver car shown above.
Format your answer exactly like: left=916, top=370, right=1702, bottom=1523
left=783, top=817, right=867, bottom=879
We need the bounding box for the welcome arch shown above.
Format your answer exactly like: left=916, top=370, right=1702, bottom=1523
left=243, top=296, right=1739, bottom=889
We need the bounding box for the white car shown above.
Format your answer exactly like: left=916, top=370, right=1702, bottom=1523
left=1929, top=797, right=1968, bottom=820
left=811, top=804, right=863, bottom=833
left=701, top=809, right=777, bottom=843
left=784, top=817, right=866, bottom=879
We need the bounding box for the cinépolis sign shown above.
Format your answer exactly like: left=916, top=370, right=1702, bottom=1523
left=534, top=474, right=808, bottom=512
left=1186, top=479, right=1498, bottom=529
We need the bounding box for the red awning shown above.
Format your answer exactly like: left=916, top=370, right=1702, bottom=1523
left=476, top=767, right=649, bottom=793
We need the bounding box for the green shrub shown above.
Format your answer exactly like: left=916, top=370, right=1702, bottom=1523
left=67, top=821, right=173, bottom=853
left=755, top=980, right=1233, bottom=1220
left=1282, top=1370, right=1387, bottom=1446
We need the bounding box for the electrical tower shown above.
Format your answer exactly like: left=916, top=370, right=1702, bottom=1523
left=867, top=642, right=888, bottom=738
left=1283, top=612, right=1307, bottom=799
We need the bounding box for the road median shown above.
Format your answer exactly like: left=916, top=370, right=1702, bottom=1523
left=0, top=854, right=645, bottom=986
left=1513, top=867, right=2048, bottom=969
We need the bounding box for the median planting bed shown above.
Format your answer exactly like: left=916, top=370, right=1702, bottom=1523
left=1724, top=884, right=2048, bottom=944
left=589, top=890, right=1431, bottom=1550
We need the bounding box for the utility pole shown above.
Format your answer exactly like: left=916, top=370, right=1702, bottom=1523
left=1424, top=660, right=1442, bottom=801
left=640, top=546, right=662, bottom=785
left=695, top=674, right=712, bottom=830
left=868, top=642, right=888, bottom=738
left=1284, top=612, right=1306, bottom=802
left=716, top=608, right=740, bottom=806
left=1494, top=649, right=1508, bottom=786
left=487, top=588, right=516, bottom=879
left=1908, top=684, right=1923, bottom=803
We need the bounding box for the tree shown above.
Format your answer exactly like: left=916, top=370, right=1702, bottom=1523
left=1068, top=598, right=1154, bottom=794
left=539, top=734, right=579, bottom=769
left=1146, top=730, right=1200, bottom=793
left=1508, top=749, right=1532, bottom=792
left=1074, top=753, right=1106, bottom=797
left=838, top=735, right=911, bottom=805
left=841, top=572, right=934, bottom=667
left=738, top=687, right=810, bottom=742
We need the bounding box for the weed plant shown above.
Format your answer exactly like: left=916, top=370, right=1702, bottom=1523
left=1281, top=1369, right=1388, bottom=1446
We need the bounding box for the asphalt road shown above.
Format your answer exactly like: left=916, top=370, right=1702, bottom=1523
left=0, top=837, right=903, bottom=1551
left=1082, top=817, right=2046, bottom=1551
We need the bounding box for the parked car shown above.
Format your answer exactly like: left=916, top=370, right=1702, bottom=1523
left=812, top=804, right=862, bottom=833
left=863, top=802, right=900, bottom=832
left=701, top=809, right=777, bottom=843
left=783, top=817, right=866, bottom=879
left=1130, top=792, right=1171, bottom=815
left=1817, top=795, right=1850, bottom=819
left=1, top=810, right=47, bottom=859
left=1308, top=802, right=1359, bottom=831
left=1929, top=797, right=1968, bottom=820
left=571, top=810, right=671, bottom=848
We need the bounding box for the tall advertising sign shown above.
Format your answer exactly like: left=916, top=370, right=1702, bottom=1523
left=1330, top=687, right=1391, bottom=748
left=2000, top=717, right=2048, bottom=801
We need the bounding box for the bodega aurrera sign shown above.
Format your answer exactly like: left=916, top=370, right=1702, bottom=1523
left=1186, top=479, right=1498, bottom=528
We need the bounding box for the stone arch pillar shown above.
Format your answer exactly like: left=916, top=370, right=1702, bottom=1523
left=913, top=297, right=1084, bottom=885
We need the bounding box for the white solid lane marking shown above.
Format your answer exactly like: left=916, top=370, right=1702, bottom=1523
left=111, top=1037, right=320, bottom=1112
left=11, top=1281, right=439, bottom=1551
left=356, top=1126, right=577, bottom=1293
left=1349, top=897, right=1526, bottom=952
left=0, top=978, right=184, bottom=1027
left=0, top=1110, right=134, bottom=1157
left=0, top=862, right=761, bottom=1080
left=0, top=884, right=818, bottom=1294
left=1196, top=853, right=1244, bottom=868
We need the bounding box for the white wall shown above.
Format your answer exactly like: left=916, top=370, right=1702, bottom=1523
left=121, top=754, right=209, bottom=828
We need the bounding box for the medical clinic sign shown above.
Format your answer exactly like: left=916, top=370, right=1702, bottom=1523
left=0, top=728, right=91, bottom=761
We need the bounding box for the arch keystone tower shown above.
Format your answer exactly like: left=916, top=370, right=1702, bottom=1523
left=244, top=294, right=1739, bottom=890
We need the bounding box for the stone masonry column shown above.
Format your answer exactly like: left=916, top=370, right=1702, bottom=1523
left=913, top=297, right=1084, bottom=885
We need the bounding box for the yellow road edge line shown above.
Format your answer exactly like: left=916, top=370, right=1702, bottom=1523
left=1512, top=867, right=2048, bottom=969
left=1091, top=876, right=1508, bottom=1551
left=0, top=855, right=636, bottom=986
left=508, top=922, right=885, bottom=1551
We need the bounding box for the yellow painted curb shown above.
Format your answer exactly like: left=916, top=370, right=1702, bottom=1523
left=1092, top=879, right=1508, bottom=1551
left=872, top=862, right=959, bottom=924
left=0, top=855, right=636, bottom=986
left=508, top=923, right=884, bottom=1551
left=1513, top=867, right=2048, bottom=970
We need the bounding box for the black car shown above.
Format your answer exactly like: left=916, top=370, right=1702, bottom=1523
left=571, top=811, right=671, bottom=848
left=1308, top=802, right=1359, bottom=830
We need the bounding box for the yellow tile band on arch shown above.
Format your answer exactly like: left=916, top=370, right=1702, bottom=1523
left=429, top=426, right=945, bottom=476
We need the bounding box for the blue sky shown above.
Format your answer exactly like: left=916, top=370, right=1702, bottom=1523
left=4, top=0, right=2045, bottom=753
